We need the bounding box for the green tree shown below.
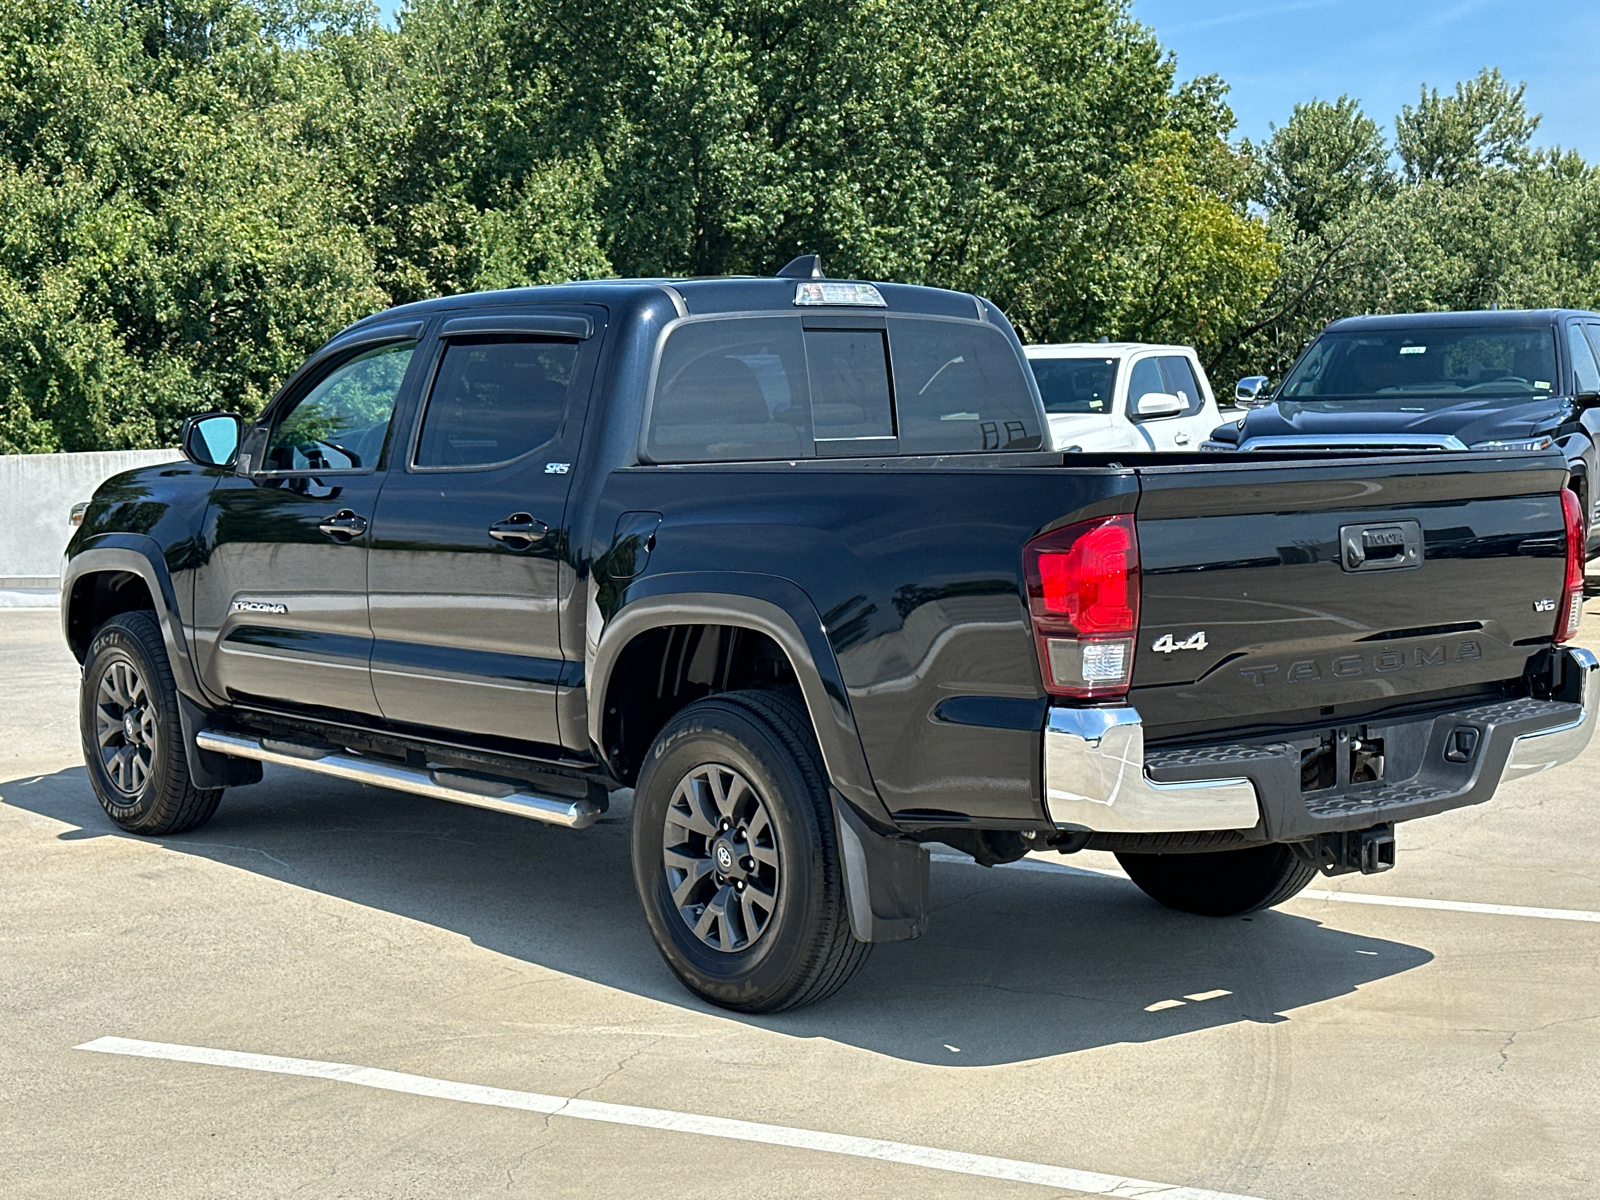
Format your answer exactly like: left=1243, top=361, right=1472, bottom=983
left=0, top=0, right=384, bottom=452
left=1259, top=96, right=1392, bottom=236
left=1397, top=67, right=1539, bottom=186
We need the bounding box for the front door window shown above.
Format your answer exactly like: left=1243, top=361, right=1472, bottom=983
left=265, top=342, right=415, bottom=473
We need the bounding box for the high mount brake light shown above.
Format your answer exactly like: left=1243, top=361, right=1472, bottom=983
left=1556, top=488, right=1585, bottom=643
left=1023, top=514, right=1140, bottom=698
left=792, top=281, right=887, bottom=307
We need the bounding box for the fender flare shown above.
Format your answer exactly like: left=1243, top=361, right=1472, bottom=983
left=587, top=571, right=891, bottom=825
left=62, top=539, right=259, bottom=792
left=63, top=537, right=202, bottom=701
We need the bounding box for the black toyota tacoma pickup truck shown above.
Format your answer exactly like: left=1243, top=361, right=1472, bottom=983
left=64, top=268, right=1597, bottom=1012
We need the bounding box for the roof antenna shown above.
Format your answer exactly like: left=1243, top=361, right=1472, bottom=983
left=1098, top=335, right=1110, bottom=343
left=777, top=254, right=824, bottom=280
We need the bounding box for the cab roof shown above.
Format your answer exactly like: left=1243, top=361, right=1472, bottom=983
left=1025, top=342, right=1194, bottom=357
left=1325, top=308, right=1598, bottom=332
left=346, top=276, right=989, bottom=331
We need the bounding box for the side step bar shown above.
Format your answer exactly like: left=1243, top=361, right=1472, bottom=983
left=194, top=730, right=602, bottom=830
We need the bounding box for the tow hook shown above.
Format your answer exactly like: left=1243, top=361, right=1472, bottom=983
left=1297, top=823, right=1397, bottom=876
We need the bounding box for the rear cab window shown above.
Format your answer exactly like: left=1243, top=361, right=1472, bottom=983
left=644, top=312, right=1042, bottom=462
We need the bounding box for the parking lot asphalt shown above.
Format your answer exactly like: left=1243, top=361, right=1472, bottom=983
left=3, top=604, right=1597, bottom=1199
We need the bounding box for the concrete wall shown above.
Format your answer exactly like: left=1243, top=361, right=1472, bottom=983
left=0, top=450, right=180, bottom=592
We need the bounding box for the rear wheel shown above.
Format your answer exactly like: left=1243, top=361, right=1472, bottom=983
left=80, top=611, right=222, bottom=835
left=1115, top=842, right=1316, bottom=917
left=631, top=690, right=869, bottom=1012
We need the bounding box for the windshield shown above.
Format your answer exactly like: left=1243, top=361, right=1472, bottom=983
left=1030, top=356, right=1118, bottom=414
left=1280, top=327, right=1558, bottom=402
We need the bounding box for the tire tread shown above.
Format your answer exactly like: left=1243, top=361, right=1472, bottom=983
left=83, top=611, right=222, bottom=836
left=710, top=689, right=871, bottom=1011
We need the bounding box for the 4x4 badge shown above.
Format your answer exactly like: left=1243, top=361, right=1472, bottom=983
left=1152, top=631, right=1208, bottom=653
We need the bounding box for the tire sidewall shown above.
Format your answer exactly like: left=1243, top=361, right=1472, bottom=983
left=631, top=702, right=828, bottom=1010
left=81, top=617, right=178, bottom=831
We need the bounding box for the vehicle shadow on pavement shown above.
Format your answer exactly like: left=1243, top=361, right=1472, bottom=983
left=5, top=764, right=1432, bottom=1067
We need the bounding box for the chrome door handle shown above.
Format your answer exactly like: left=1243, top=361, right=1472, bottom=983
left=488, top=513, right=550, bottom=549
left=318, top=509, right=367, bottom=541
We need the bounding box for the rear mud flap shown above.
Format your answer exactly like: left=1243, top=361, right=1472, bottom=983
left=833, top=791, right=930, bottom=943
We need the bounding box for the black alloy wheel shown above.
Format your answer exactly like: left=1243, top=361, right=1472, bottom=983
left=80, top=611, right=223, bottom=835
left=663, top=763, right=781, bottom=953
left=93, top=656, right=159, bottom=799
left=631, top=690, right=869, bottom=1013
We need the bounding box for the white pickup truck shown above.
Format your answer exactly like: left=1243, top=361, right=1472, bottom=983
left=1025, top=342, right=1229, bottom=452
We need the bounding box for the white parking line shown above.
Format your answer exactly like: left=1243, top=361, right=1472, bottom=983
left=76, top=1036, right=1269, bottom=1200
left=930, top=853, right=1600, bottom=924
left=1295, top=890, right=1600, bottom=922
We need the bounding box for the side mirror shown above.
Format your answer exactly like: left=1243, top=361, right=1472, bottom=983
left=180, top=412, right=243, bottom=468
left=1134, top=392, right=1184, bottom=418
left=1234, top=375, right=1271, bottom=407
left=1576, top=391, right=1600, bottom=409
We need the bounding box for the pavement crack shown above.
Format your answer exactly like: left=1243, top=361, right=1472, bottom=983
left=181, top=840, right=296, bottom=872
left=1497, top=1029, right=1517, bottom=1071
left=570, top=1034, right=666, bottom=1103
left=1491, top=1014, right=1598, bottom=1070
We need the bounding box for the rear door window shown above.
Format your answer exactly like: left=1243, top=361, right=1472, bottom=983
left=887, top=318, right=1042, bottom=453
left=646, top=318, right=811, bottom=462
left=414, top=336, right=580, bottom=468
left=1157, top=356, right=1205, bottom=416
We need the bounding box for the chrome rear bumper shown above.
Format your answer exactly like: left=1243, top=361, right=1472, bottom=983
left=1043, top=707, right=1261, bottom=834
left=1043, top=647, right=1598, bottom=836
left=1500, top=646, right=1599, bottom=782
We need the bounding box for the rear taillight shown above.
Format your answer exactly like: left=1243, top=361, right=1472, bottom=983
left=1023, top=513, right=1139, bottom=698
left=1556, top=488, right=1585, bottom=643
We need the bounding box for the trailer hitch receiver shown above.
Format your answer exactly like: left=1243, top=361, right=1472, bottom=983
left=1297, top=823, right=1396, bottom=877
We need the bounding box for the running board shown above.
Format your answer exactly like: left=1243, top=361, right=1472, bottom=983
left=194, top=730, right=601, bottom=830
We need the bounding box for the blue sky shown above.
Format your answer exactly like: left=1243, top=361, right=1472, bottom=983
left=375, top=1, right=1599, bottom=160
left=1133, top=0, right=1600, bottom=158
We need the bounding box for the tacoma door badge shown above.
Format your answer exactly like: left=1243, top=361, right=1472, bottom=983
left=1152, top=631, right=1208, bottom=653
left=231, top=600, right=288, bottom=615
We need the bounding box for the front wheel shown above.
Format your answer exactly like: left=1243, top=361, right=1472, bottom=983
left=80, top=611, right=223, bottom=835
left=630, top=690, right=869, bottom=1013
left=1115, top=842, right=1316, bottom=917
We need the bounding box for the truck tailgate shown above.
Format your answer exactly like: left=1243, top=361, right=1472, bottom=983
left=1130, top=453, right=1572, bottom=740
